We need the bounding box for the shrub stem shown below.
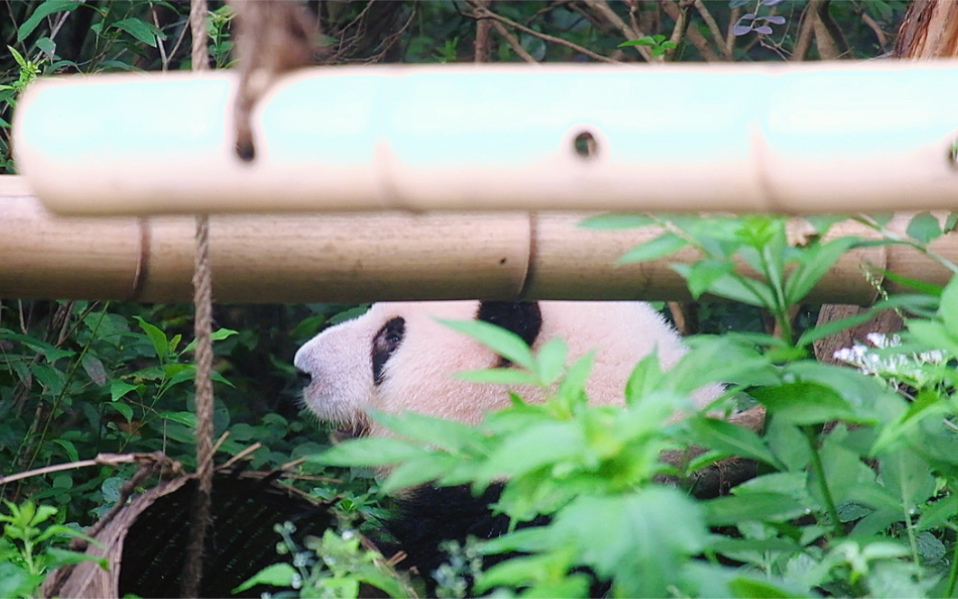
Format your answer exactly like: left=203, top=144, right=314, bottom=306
left=804, top=426, right=842, bottom=539
left=945, top=485, right=958, bottom=597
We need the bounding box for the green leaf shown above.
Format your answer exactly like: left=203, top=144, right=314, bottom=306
left=728, top=577, right=805, bottom=598
left=816, top=432, right=890, bottom=509
left=32, top=363, right=65, bottom=395
left=233, top=563, right=296, bottom=594
left=672, top=264, right=775, bottom=308
left=666, top=336, right=777, bottom=391
left=81, top=353, right=107, bottom=386
left=879, top=268, right=943, bottom=297
left=907, top=319, right=958, bottom=357
left=804, top=215, right=847, bottom=235
left=159, top=411, right=196, bottom=427
left=784, top=237, right=859, bottom=304
left=534, top=338, right=567, bottom=385
left=906, top=211, right=941, bottom=243
left=478, top=421, right=584, bottom=481
left=109, top=401, right=134, bottom=423
left=110, top=380, right=139, bottom=402
left=624, top=351, right=665, bottom=405
left=751, top=382, right=858, bottom=425
left=619, top=37, right=655, bottom=47
left=879, top=448, right=936, bottom=511
left=165, top=365, right=196, bottom=388
left=704, top=492, right=806, bottom=526
left=477, top=549, right=578, bottom=591
left=31, top=503, right=58, bottom=526
left=552, top=489, right=707, bottom=598
left=34, top=522, right=86, bottom=544
left=797, top=295, right=938, bottom=347
left=181, top=327, right=239, bottom=353
left=617, top=233, right=687, bottom=264
left=17, top=0, right=79, bottom=42
left=765, top=417, right=810, bottom=472
left=687, top=417, right=783, bottom=469
left=34, top=36, right=55, bottom=57
left=0, top=562, right=40, bottom=598
left=555, top=353, right=595, bottom=406
left=370, top=409, right=479, bottom=453
left=940, top=276, right=958, bottom=336
left=382, top=453, right=459, bottom=493
left=872, top=389, right=947, bottom=455
left=43, top=346, right=75, bottom=362
left=579, top=213, right=654, bottom=229
left=113, top=18, right=161, bottom=47
left=8, top=46, right=26, bottom=69
left=686, top=259, right=735, bottom=299
left=438, top=318, right=535, bottom=371
left=52, top=438, right=79, bottom=462
left=917, top=494, right=958, bottom=531
left=314, top=437, right=428, bottom=467
left=44, top=547, right=107, bottom=570
left=134, top=316, right=168, bottom=362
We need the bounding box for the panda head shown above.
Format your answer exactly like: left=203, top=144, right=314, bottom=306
left=293, top=300, right=718, bottom=439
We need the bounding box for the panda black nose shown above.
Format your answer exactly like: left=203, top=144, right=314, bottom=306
left=296, top=370, right=312, bottom=388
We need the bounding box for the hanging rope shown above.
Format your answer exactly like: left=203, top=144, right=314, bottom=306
left=182, top=0, right=214, bottom=596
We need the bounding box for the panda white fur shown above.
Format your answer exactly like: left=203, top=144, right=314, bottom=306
left=294, top=300, right=721, bottom=439
left=293, top=300, right=723, bottom=594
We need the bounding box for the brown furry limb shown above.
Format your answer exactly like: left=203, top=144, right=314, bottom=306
left=229, top=0, right=318, bottom=161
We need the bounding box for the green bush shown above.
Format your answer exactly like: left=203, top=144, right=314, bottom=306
left=314, top=214, right=958, bottom=598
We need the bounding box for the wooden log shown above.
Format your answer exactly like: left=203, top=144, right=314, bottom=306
left=13, top=63, right=958, bottom=216
left=2, top=177, right=956, bottom=304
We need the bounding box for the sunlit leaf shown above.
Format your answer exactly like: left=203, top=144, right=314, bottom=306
left=751, top=382, right=858, bottom=425
left=17, top=0, right=78, bottom=42
left=688, top=417, right=783, bottom=469
left=113, top=18, right=162, bottom=47
left=906, top=212, right=942, bottom=244
left=618, top=233, right=687, bottom=264
left=314, top=437, right=428, bottom=467
left=439, top=318, right=535, bottom=371
left=233, top=564, right=296, bottom=594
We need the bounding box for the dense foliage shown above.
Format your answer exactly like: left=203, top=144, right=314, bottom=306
left=2, top=1, right=945, bottom=598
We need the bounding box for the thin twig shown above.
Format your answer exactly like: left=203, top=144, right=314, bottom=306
left=694, top=0, right=730, bottom=59
left=791, top=1, right=815, bottom=61
left=211, top=431, right=229, bottom=455
left=471, top=4, right=622, bottom=64
left=236, top=469, right=343, bottom=484
left=217, top=441, right=262, bottom=471
left=167, top=17, right=190, bottom=68
left=0, top=452, right=182, bottom=486
left=152, top=6, right=170, bottom=72
left=524, top=0, right=575, bottom=26
left=659, top=0, right=719, bottom=62
left=0, top=458, right=99, bottom=486
left=491, top=20, right=539, bottom=63
left=725, top=6, right=741, bottom=57
left=474, top=0, right=491, bottom=62
left=589, top=0, right=653, bottom=61
left=628, top=0, right=642, bottom=42
left=861, top=12, right=889, bottom=50
left=665, top=0, right=691, bottom=61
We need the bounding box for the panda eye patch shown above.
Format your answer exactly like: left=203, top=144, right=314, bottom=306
left=372, top=317, right=405, bottom=385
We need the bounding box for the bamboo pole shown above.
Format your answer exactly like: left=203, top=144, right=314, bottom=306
left=2, top=176, right=955, bottom=304
left=14, top=63, right=958, bottom=217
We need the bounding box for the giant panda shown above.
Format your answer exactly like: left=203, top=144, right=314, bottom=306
left=293, top=300, right=724, bottom=594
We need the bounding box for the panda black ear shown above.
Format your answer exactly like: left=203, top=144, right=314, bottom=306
left=476, top=301, right=542, bottom=349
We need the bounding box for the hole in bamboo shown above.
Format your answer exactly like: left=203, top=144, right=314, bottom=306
left=572, top=131, right=599, bottom=159
left=949, top=141, right=958, bottom=169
